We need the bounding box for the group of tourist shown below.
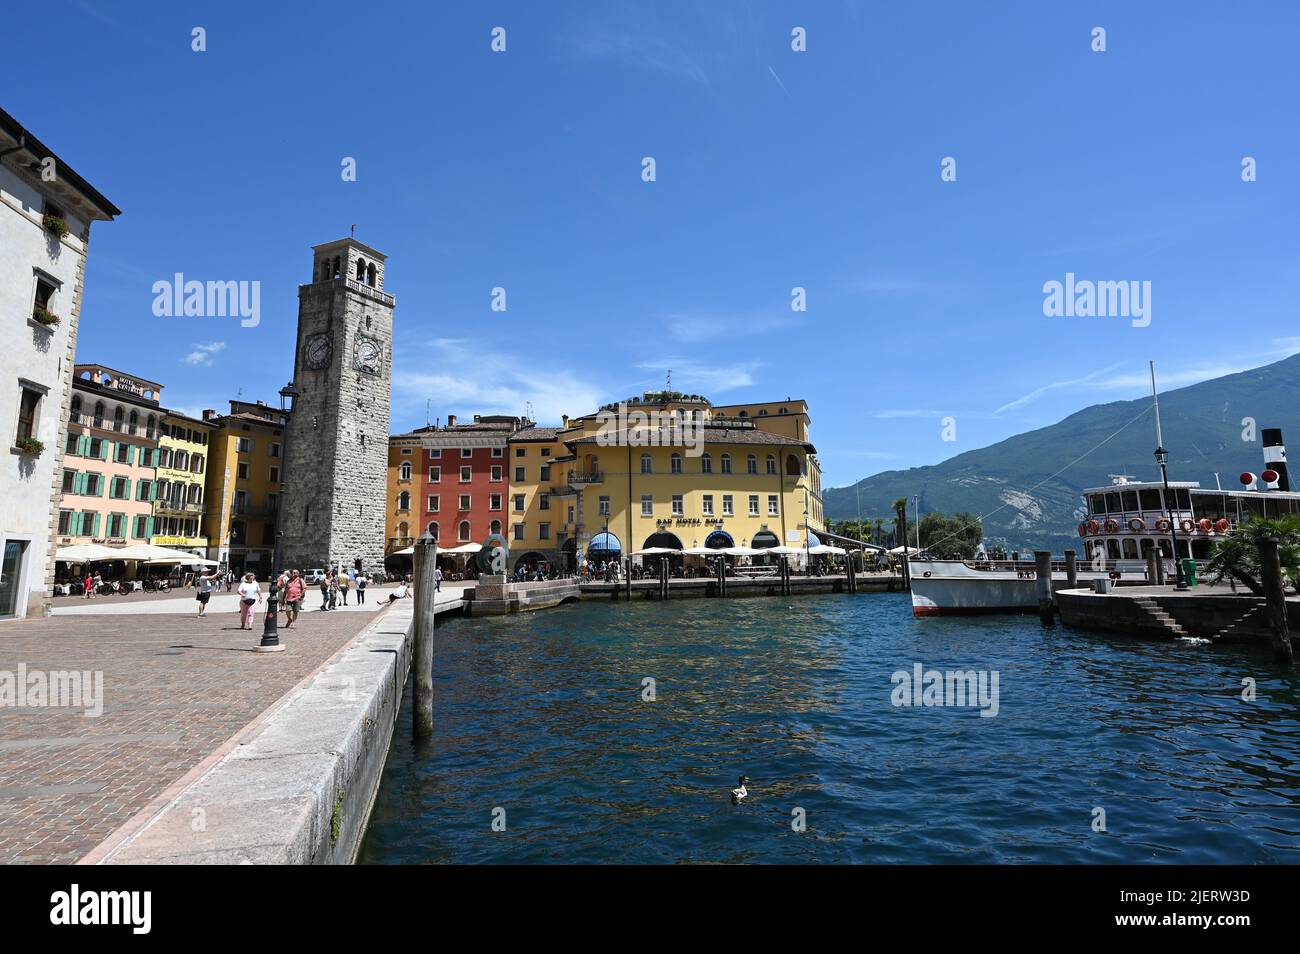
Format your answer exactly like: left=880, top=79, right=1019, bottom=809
left=192, top=565, right=387, bottom=630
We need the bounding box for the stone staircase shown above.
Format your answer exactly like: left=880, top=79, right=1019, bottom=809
left=1212, top=599, right=1268, bottom=642
left=1131, top=596, right=1192, bottom=639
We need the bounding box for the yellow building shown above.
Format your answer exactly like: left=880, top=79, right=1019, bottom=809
left=507, top=392, right=824, bottom=572
left=151, top=411, right=214, bottom=556
left=202, top=399, right=287, bottom=576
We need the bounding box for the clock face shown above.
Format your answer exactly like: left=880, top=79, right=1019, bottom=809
left=354, top=334, right=383, bottom=375
left=305, top=334, right=332, bottom=370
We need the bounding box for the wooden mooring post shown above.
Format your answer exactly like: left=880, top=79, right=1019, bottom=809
left=412, top=533, right=437, bottom=738
left=1034, top=550, right=1054, bottom=625
left=1258, top=537, right=1294, bottom=664
left=1146, top=549, right=1160, bottom=585
left=1064, top=549, right=1077, bottom=589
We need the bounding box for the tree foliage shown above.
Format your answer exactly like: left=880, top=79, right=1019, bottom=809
left=918, top=511, right=983, bottom=560
left=1205, top=515, right=1300, bottom=594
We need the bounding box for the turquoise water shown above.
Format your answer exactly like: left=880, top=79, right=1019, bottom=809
left=358, top=594, right=1300, bottom=864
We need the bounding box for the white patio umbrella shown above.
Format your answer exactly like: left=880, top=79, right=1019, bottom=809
left=55, top=543, right=121, bottom=562
left=808, top=544, right=847, bottom=555
left=888, top=545, right=922, bottom=555
left=681, top=546, right=717, bottom=556
left=113, top=543, right=210, bottom=563
left=392, top=546, right=415, bottom=556
left=766, top=545, right=804, bottom=555
left=442, top=542, right=483, bottom=554
left=722, top=546, right=763, bottom=557
left=632, top=547, right=680, bottom=555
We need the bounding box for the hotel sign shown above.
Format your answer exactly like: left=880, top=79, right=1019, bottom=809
left=105, top=374, right=151, bottom=397
left=656, top=518, right=724, bottom=528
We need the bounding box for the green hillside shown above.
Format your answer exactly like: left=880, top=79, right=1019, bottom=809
left=825, top=353, right=1300, bottom=552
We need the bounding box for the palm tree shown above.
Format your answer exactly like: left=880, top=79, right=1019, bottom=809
left=1205, top=515, right=1300, bottom=594
left=873, top=518, right=883, bottom=547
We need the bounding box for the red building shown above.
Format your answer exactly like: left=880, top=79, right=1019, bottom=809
left=387, top=415, right=529, bottom=560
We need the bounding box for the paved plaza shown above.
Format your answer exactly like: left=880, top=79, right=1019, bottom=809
left=0, top=590, right=402, bottom=864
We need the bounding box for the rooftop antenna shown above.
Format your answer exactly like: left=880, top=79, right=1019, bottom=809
left=666, top=369, right=672, bottom=390
left=350, top=224, right=357, bottom=238
left=425, top=399, right=431, bottom=429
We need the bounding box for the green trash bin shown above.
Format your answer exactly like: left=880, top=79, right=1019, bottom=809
left=1181, top=557, right=1198, bottom=587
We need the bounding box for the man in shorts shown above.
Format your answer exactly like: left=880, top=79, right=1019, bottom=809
left=196, top=568, right=218, bottom=618
left=282, top=569, right=306, bottom=629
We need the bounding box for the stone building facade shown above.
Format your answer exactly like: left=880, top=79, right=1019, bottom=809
left=0, top=108, right=119, bottom=618
left=280, top=238, right=393, bottom=572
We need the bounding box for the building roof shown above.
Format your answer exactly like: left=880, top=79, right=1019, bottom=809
left=0, top=106, right=121, bottom=219
left=161, top=409, right=216, bottom=429
left=568, top=425, right=814, bottom=452
left=511, top=427, right=563, bottom=442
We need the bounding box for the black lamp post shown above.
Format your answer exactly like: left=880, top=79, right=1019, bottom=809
left=258, top=381, right=300, bottom=651
left=1154, top=445, right=1188, bottom=590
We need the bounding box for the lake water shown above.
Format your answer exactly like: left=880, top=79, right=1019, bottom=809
left=359, top=593, right=1300, bottom=864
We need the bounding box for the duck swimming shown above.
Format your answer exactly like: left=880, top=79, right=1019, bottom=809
left=730, top=775, right=750, bottom=805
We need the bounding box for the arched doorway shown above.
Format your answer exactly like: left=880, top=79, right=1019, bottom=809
left=587, top=530, right=622, bottom=566
left=513, top=551, right=546, bottom=574
left=642, top=530, right=683, bottom=550
left=704, top=529, right=733, bottom=549
left=561, top=538, right=577, bottom=573
left=751, top=529, right=780, bottom=565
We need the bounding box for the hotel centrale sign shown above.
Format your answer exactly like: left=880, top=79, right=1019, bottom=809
left=105, top=374, right=151, bottom=397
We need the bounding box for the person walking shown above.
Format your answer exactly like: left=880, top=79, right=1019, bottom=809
left=339, top=573, right=350, bottom=606
left=196, top=568, right=217, bottom=617
left=356, top=572, right=367, bottom=604
left=83, top=572, right=94, bottom=600
left=237, top=572, right=262, bottom=630
left=434, top=565, right=442, bottom=593
left=282, top=569, right=305, bottom=628
left=328, top=571, right=340, bottom=610
left=319, top=572, right=330, bottom=610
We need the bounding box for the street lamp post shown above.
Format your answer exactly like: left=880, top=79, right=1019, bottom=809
left=1155, top=446, right=1187, bottom=590
left=1149, top=362, right=1187, bottom=591
left=258, top=381, right=300, bottom=651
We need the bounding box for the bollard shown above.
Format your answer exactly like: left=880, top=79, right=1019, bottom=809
left=412, top=534, right=437, bottom=738
left=1146, top=550, right=1160, bottom=586
left=1034, top=551, right=1055, bottom=625
left=1064, top=550, right=1077, bottom=589
left=1258, top=537, right=1294, bottom=664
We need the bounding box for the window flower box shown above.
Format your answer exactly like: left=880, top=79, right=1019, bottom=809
left=16, top=437, right=44, bottom=456
left=32, top=304, right=60, bottom=326
left=42, top=214, right=70, bottom=238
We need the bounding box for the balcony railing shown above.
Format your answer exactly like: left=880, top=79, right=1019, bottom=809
left=568, top=469, right=603, bottom=485
left=154, top=500, right=204, bottom=515
left=232, top=505, right=276, bottom=520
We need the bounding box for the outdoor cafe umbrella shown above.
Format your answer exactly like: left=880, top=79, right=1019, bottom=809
left=631, top=547, right=680, bottom=555
left=808, top=544, right=847, bottom=555
left=113, top=543, right=205, bottom=563
left=681, top=546, right=716, bottom=556
left=54, top=543, right=121, bottom=562
left=722, top=546, right=763, bottom=557
left=766, top=545, right=803, bottom=555
left=441, top=542, right=483, bottom=554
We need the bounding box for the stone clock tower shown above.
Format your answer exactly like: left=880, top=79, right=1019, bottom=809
left=280, top=238, right=394, bottom=571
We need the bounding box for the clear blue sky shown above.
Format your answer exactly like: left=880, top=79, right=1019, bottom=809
left=10, top=0, right=1300, bottom=487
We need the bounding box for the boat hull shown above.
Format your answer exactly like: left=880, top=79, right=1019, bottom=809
left=909, top=560, right=1132, bottom=617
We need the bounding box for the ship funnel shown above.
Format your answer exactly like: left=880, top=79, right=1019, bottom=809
left=1262, top=428, right=1289, bottom=491
left=1240, top=471, right=1257, bottom=490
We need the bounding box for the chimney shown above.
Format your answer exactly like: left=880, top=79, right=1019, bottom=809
left=202, top=409, right=217, bottom=421
left=447, top=414, right=457, bottom=427
left=561, top=414, right=569, bottom=427
left=1262, top=428, right=1289, bottom=491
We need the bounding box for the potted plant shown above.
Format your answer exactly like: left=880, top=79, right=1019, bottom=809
left=32, top=304, right=60, bottom=326
left=42, top=214, right=69, bottom=238
left=16, top=436, right=44, bottom=456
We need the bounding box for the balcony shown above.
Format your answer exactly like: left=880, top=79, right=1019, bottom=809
left=232, top=505, right=276, bottom=520
left=568, top=469, right=603, bottom=486
left=153, top=500, right=204, bottom=516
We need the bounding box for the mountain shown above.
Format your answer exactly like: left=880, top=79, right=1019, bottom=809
left=825, top=352, right=1300, bottom=552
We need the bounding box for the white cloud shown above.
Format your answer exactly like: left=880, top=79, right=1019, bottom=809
left=634, top=359, right=759, bottom=393
left=182, top=342, right=226, bottom=366
left=393, top=340, right=601, bottom=426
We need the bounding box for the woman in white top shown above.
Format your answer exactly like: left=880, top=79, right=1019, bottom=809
left=237, top=572, right=262, bottom=630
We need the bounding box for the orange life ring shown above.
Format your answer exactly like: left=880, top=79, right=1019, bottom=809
left=1128, top=517, right=1145, bottom=532
left=1155, top=517, right=1171, bottom=532
left=1214, top=518, right=1230, bottom=533
left=1104, top=519, right=1120, bottom=533
left=1087, top=520, right=1100, bottom=535
left=1180, top=519, right=1195, bottom=533
left=1198, top=518, right=1214, bottom=533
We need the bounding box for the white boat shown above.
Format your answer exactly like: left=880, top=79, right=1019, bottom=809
left=910, top=424, right=1300, bottom=617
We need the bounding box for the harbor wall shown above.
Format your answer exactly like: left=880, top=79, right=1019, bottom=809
left=96, top=602, right=414, bottom=864
left=1058, top=589, right=1298, bottom=644
left=581, top=574, right=901, bottom=600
